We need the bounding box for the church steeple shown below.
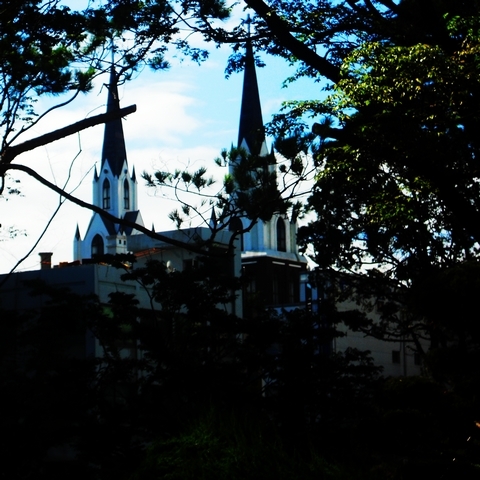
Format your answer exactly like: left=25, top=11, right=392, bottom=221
left=101, top=66, right=127, bottom=177
left=232, top=34, right=307, bottom=313
left=231, top=37, right=298, bottom=259
left=73, top=66, right=144, bottom=261
left=237, top=40, right=267, bottom=156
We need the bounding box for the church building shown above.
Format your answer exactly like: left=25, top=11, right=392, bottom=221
left=72, top=44, right=308, bottom=313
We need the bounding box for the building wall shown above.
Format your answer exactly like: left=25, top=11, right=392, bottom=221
left=336, top=297, right=425, bottom=377
left=298, top=274, right=425, bottom=377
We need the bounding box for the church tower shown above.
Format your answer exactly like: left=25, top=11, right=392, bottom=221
left=236, top=40, right=270, bottom=158
left=232, top=41, right=307, bottom=311
left=74, top=67, right=144, bottom=261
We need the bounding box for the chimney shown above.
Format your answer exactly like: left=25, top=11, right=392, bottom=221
left=39, top=252, right=53, bottom=270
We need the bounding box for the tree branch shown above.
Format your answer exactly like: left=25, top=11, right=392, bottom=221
left=1, top=105, right=137, bottom=165
left=363, top=0, right=385, bottom=19
left=0, top=193, right=64, bottom=290
left=376, top=0, right=400, bottom=14
left=243, top=0, right=341, bottom=83
left=1, top=163, right=233, bottom=258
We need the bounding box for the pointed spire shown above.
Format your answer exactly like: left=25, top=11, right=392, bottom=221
left=209, top=207, right=217, bottom=229
left=238, top=40, right=265, bottom=155
left=101, top=66, right=127, bottom=177
left=75, top=224, right=81, bottom=241
left=131, top=165, right=137, bottom=182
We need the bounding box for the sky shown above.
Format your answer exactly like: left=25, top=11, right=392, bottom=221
left=0, top=3, right=322, bottom=275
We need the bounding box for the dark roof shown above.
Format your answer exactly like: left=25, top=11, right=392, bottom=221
left=101, top=216, right=118, bottom=236
left=101, top=67, right=128, bottom=177
left=122, top=211, right=143, bottom=235
left=238, top=41, right=265, bottom=155
left=85, top=213, right=118, bottom=237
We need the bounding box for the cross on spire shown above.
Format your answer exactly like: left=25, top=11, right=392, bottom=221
left=245, top=14, right=252, bottom=37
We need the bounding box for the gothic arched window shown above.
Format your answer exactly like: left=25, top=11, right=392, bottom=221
left=91, top=234, right=104, bottom=257
left=102, top=179, right=110, bottom=209
left=277, top=217, right=286, bottom=252
left=123, top=179, right=130, bottom=210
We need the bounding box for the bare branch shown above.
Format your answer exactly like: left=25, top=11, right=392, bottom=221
left=1, top=105, right=137, bottom=165
left=0, top=194, right=64, bottom=289
left=1, top=163, right=233, bottom=258
left=244, top=0, right=341, bottom=83
left=9, top=89, right=82, bottom=146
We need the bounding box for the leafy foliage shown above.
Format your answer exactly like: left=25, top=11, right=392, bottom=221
left=294, top=4, right=480, bottom=346
left=221, top=6, right=480, bottom=474
left=235, top=0, right=480, bottom=356
left=0, top=258, right=385, bottom=478
left=134, top=410, right=357, bottom=480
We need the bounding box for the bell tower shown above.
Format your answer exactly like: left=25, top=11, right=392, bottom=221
left=74, top=67, right=144, bottom=261
left=231, top=40, right=298, bottom=256
left=231, top=39, right=307, bottom=310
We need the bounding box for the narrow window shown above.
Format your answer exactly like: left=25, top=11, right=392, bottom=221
left=392, top=350, right=401, bottom=364
left=414, top=352, right=421, bottom=366
left=229, top=217, right=244, bottom=251
left=277, top=217, right=286, bottom=252
left=124, top=179, right=130, bottom=209
left=288, top=280, right=295, bottom=303
left=246, top=278, right=256, bottom=295
left=103, top=179, right=110, bottom=209
left=91, top=234, right=104, bottom=257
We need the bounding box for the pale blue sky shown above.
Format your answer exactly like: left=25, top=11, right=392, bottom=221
left=0, top=4, right=322, bottom=274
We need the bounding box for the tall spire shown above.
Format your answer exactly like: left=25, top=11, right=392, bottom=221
left=237, top=40, right=266, bottom=156
left=101, top=66, right=127, bottom=177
